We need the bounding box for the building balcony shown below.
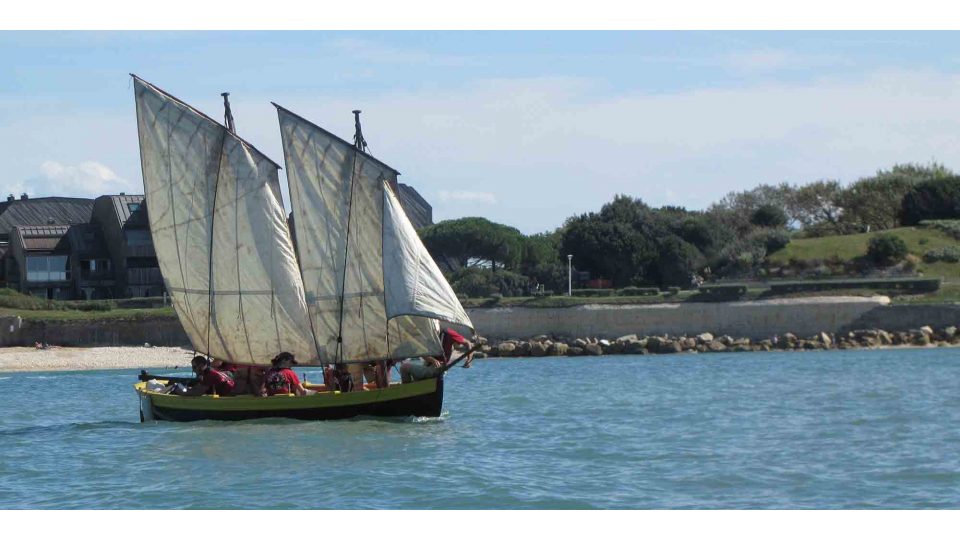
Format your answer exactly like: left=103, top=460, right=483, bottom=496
left=127, top=267, right=162, bottom=285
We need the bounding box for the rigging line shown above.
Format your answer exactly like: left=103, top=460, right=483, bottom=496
left=335, top=144, right=362, bottom=365
left=355, top=166, right=372, bottom=360
left=206, top=128, right=228, bottom=360
left=265, top=157, right=284, bottom=352
left=270, top=180, right=281, bottom=355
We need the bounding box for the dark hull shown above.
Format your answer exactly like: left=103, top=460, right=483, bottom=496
left=138, top=376, right=443, bottom=422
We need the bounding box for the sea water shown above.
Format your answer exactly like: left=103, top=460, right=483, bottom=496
left=0, top=348, right=958, bottom=509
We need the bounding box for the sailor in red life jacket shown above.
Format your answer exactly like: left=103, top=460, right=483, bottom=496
left=261, top=352, right=308, bottom=396
left=172, top=356, right=236, bottom=396
left=400, top=328, right=472, bottom=383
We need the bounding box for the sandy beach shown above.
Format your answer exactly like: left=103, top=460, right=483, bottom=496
left=0, top=346, right=195, bottom=373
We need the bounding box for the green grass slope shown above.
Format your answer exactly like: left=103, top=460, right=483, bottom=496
left=768, top=226, right=960, bottom=280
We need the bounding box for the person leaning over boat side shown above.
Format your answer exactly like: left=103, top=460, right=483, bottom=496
left=261, top=352, right=309, bottom=396
left=171, top=356, right=236, bottom=396
left=400, top=328, right=472, bottom=383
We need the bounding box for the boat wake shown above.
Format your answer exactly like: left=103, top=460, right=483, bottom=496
left=0, top=420, right=139, bottom=438
left=410, top=411, right=450, bottom=424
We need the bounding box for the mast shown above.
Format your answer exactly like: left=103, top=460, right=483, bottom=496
left=222, top=92, right=236, bottom=134
left=352, top=110, right=368, bottom=153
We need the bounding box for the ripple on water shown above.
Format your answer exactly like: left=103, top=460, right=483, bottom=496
left=2, top=348, right=960, bottom=508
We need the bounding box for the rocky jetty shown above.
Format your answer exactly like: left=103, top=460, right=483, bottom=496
left=472, top=326, right=959, bottom=359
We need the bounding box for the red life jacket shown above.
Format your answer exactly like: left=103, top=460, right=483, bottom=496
left=201, top=368, right=236, bottom=395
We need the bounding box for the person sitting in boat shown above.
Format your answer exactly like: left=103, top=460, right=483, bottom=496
left=400, top=328, right=472, bottom=383
left=171, top=355, right=236, bottom=396
left=261, top=352, right=308, bottom=396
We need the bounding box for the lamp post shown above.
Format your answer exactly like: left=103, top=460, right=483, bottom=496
left=567, top=254, right=573, bottom=296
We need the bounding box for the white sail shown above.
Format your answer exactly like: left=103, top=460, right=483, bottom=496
left=382, top=181, right=473, bottom=328
left=134, top=77, right=317, bottom=365
left=276, top=105, right=472, bottom=363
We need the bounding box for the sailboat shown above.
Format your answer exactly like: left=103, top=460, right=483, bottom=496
left=131, top=76, right=474, bottom=422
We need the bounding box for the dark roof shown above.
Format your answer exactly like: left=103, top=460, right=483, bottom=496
left=16, top=225, right=71, bottom=252
left=397, top=183, right=433, bottom=229
left=0, top=197, right=94, bottom=235
left=100, top=194, right=148, bottom=228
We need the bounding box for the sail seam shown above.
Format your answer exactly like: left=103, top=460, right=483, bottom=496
left=206, top=129, right=227, bottom=360
left=304, top=125, right=327, bottom=362
left=163, top=103, right=206, bottom=345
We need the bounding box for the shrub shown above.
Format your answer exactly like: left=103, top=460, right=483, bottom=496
left=901, top=177, right=960, bottom=225
left=919, top=219, right=960, bottom=240
left=617, top=286, right=660, bottom=296
left=749, top=228, right=791, bottom=253
left=572, top=288, right=615, bottom=297
left=867, top=234, right=908, bottom=266
left=450, top=268, right=530, bottom=297
left=769, top=278, right=940, bottom=294
left=923, top=246, right=960, bottom=263
left=666, top=286, right=681, bottom=295
left=696, top=284, right=748, bottom=300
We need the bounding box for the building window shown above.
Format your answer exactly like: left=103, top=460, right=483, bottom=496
left=125, top=229, right=152, bottom=246
left=26, top=255, right=69, bottom=282
left=80, top=259, right=111, bottom=278
left=128, top=202, right=141, bottom=213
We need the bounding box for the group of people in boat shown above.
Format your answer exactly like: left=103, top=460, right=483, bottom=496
left=168, top=328, right=473, bottom=397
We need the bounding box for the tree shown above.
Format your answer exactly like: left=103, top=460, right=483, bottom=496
left=560, top=195, right=720, bottom=287
left=652, top=236, right=703, bottom=287
left=786, top=180, right=845, bottom=235
left=900, top=177, right=960, bottom=225
left=419, top=217, right=525, bottom=272
left=839, top=162, right=952, bottom=231
left=709, top=183, right=795, bottom=234
left=520, top=231, right=561, bottom=271
left=750, top=204, right=788, bottom=228
left=560, top=213, right=656, bottom=287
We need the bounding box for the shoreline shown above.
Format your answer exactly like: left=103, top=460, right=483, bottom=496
left=1, top=333, right=957, bottom=374
left=0, top=346, right=194, bottom=374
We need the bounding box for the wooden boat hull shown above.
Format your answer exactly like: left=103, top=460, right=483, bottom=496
left=136, top=376, right=443, bottom=422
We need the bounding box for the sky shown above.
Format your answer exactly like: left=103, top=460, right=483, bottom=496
left=3, top=31, right=960, bottom=234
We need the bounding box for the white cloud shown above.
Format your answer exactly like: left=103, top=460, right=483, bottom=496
left=327, top=37, right=468, bottom=66
left=8, top=69, right=960, bottom=234
left=12, top=160, right=138, bottom=199
left=438, top=190, right=497, bottom=204
left=234, top=69, right=960, bottom=234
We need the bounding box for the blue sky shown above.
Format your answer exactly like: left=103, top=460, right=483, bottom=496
left=3, top=31, right=960, bottom=233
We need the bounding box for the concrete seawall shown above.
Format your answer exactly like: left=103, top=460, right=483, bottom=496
left=0, top=317, right=189, bottom=348
left=466, top=296, right=959, bottom=340
left=1, top=296, right=958, bottom=347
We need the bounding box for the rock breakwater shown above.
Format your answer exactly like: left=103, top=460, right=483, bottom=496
left=474, top=326, right=959, bottom=358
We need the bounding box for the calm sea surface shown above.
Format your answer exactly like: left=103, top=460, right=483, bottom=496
left=1, top=348, right=959, bottom=509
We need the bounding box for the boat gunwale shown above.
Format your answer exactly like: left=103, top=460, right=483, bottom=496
left=135, top=378, right=439, bottom=412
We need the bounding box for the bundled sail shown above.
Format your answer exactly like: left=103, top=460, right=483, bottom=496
left=276, top=105, right=472, bottom=363
left=133, top=77, right=317, bottom=365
